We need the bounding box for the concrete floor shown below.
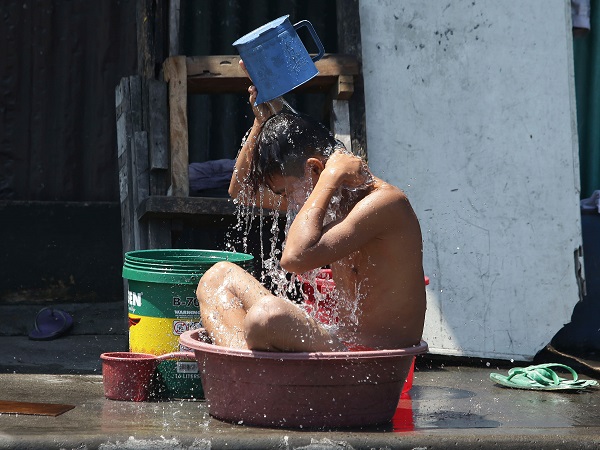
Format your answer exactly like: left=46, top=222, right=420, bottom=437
left=1, top=302, right=599, bottom=449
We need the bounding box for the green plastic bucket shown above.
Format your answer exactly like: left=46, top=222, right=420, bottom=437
left=122, top=249, right=253, bottom=399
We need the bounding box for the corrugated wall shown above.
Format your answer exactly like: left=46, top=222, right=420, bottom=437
left=0, top=0, right=137, bottom=201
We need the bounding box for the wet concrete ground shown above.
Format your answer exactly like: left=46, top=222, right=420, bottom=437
left=1, top=302, right=599, bottom=449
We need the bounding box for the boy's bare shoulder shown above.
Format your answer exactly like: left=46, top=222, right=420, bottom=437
left=349, top=181, right=416, bottom=231
left=362, top=180, right=411, bottom=211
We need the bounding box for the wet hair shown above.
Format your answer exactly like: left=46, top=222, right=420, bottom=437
left=250, top=111, right=341, bottom=191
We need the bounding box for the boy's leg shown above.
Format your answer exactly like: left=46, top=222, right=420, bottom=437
left=244, top=295, right=346, bottom=352
left=197, top=261, right=345, bottom=351
left=196, top=261, right=271, bottom=349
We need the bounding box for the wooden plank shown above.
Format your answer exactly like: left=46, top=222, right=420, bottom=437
left=138, top=196, right=236, bottom=220
left=147, top=79, right=169, bottom=196
left=0, top=400, right=75, bottom=417
left=146, top=219, right=172, bottom=249
left=332, top=75, right=354, bottom=100
left=331, top=99, right=352, bottom=153
left=315, top=54, right=361, bottom=76
left=133, top=130, right=150, bottom=204
left=117, top=158, right=130, bottom=247
left=169, top=0, right=181, bottom=56
left=153, top=0, right=169, bottom=71
left=115, top=79, right=130, bottom=161
left=132, top=130, right=150, bottom=249
left=147, top=79, right=169, bottom=170
left=128, top=76, right=143, bottom=133
left=127, top=77, right=144, bottom=249
left=185, top=54, right=359, bottom=78
left=185, top=54, right=360, bottom=95
left=115, top=77, right=134, bottom=255
left=136, top=0, right=154, bottom=78
left=149, top=170, right=169, bottom=197
left=335, top=0, right=367, bottom=159
left=163, top=55, right=189, bottom=197
left=116, top=77, right=136, bottom=324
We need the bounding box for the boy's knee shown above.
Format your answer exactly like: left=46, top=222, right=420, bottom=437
left=203, top=261, right=236, bottom=283
left=196, top=261, right=236, bottom=298
left=244, top=296, right=287, bottom=350
left=244, top=296, right=278, bottom=330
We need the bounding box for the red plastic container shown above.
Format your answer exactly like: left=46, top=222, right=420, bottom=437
left=180, top=329, right=427, bottom=428
left=101, top=352, right=159, bottom=402
left=300, top=268, right=337, bottom=325
left=100, top=351, right=195, bottom=401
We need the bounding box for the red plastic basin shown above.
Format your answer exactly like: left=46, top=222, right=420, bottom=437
left=180, top=329, right=427, bottom=428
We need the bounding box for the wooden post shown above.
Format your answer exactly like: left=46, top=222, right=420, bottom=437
left=331, top=99, right=352, bottom=153
left=147, top=79, right=169, bottom=197
left=136, top=0, right=154, bottom=79
left=115, top=78, right=135, bottom=255
left=330, top=74, right=354, bottom=151
left=163, top=56, right=189, bottom=197
left=169, top=0, right=181, bottom=56
left=336, top=0, right=367, bottom=158
left=127, top=77, right=144, bottom=248
left=132, top=130, right=150, bottom=249
left=115, top=76, right=141, bottom=328
left=147, top=80, right=169, bottom=171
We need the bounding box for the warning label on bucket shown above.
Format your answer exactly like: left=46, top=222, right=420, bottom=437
left=177, top=362, right=199, bottom=374
left=174, top=309, right=199, bottom=318
left=172, top=320, right=201, bottom=336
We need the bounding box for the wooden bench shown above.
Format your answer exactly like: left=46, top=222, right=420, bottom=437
left=116, top=54, right=360, bottom=253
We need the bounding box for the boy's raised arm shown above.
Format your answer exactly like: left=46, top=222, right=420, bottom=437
left=229, top=72, right=286, bottom=210
left=228, top=115, right=262, bottom=199
left=280, top=151, right=379, bottom=273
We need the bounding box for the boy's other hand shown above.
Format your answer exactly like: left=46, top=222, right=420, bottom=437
left=240, top=60, right=283, bottom=125
left=325, top=150, right=371, bottom=189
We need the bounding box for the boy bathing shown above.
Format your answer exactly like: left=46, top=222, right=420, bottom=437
left=196, top=83, right=426, bottom=352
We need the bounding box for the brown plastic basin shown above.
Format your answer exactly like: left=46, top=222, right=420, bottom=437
left=179, top=329, right=427, bottom=428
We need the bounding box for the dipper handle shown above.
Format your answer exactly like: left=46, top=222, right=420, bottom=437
left=156, top=351, right=196, bottom=361
left=293, top=20, right=325, bottom=62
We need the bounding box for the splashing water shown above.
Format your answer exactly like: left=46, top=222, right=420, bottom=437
left=279, top=97, right=298, bottom=114
left=226, top=104, right=375, bottom=332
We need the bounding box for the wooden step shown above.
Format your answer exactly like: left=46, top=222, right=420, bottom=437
left=183, top=54, right=360, bottom=95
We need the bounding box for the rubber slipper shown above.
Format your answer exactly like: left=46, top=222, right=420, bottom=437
left=28, top=307, right=73, bottom=341
left=490, top=363, right=599, bottom=391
